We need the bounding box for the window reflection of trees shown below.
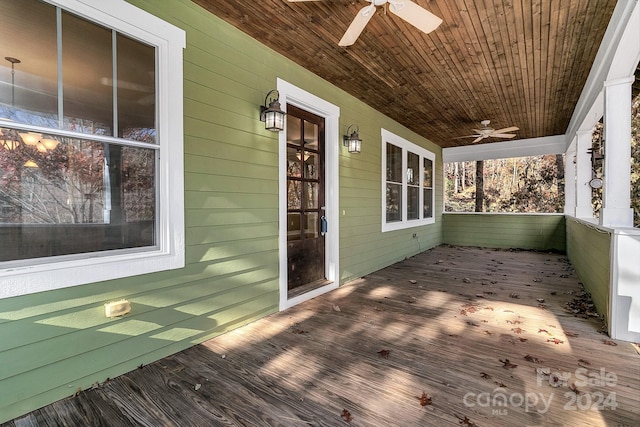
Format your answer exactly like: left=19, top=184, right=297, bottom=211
left=0, top=120, right=155, bottom=225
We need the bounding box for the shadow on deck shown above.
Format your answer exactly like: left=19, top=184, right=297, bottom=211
left=3, top=245, right=639, bottom=426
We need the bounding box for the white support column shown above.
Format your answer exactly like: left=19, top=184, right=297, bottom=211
left=564, top=141, right=576, bottom=215
left=601, top=77, right=634, bottom=228
left=575, top=130, right=595, bottom=218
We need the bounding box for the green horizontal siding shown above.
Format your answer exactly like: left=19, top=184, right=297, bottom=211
left=566, top=218, right=611, bottom=319
left=0, top=0, right=444, bottom=422
left=442, top=213, right=566, bottom=251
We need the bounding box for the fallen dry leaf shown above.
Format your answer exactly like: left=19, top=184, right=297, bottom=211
left=341, top=409, right=352, bottom=422
left=377, top=349, right=390, bottom=359
left=480, top=372, right=491, bottom=379
left=417, top=391, right=432, bottom=406
left=291, top=328, right=307, bottom=334
left=524, top=354, right=543, bottom=363
left=547, top=338, right=564, bottom=345
left=333, top=305, right=341, bottom=312
left=564, top=331, right=579, bottom=337
left=483, top=330, right=492, bottom=335
left=509, top=293, right=520, bottom=299
left=578, top=358, right=591, bottom=365
left=538, top=329, right=551, bottom=335
left=456, top=415, right=478, bottom=427
left=494, top=381, right=507, bottom=388
left=462, top=278, right=471, bottom=283
left=500, top=358, right=518, bottom=369
left=511, top=327, right=525, bottom=334
left=569, top=383, right=581, bottom=395
left=603, top=340, right=618, bottom=346
left=466, top=321, right=479, bottom=327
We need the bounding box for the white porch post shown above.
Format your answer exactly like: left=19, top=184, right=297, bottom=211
left=564, top=141, right=576, bottom=215
left=601, top=77, right=634, bottom=228
left=575, top=130, right=594, bottom=218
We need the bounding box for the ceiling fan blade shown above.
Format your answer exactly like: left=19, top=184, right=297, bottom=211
left=339, top=5, right=376, bottom=47
left=388, top=1, right=442, bottom=35
left=453, top=134, right=481, bottom=139
left=490, top=133, right=517, bottom=139
left=492, top=126, right=519, bottom=134
left=472, top=136, right=485, bottom=143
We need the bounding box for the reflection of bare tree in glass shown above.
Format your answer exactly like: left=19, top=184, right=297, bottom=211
left=0, top=129, right=155, bottom=225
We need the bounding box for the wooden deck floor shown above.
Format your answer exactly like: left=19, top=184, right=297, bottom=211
left=4, top=246, right=639, bottom=426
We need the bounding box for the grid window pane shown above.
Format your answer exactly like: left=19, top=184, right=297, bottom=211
left=117, top=33, right=156, bottom=142
left=423, top=188, right=433, bottom=218
left=408, top=186, right=419, bottom=220
left=386, top=183, right=402, bottom=222
left=62, top=11, right=113, bottom=134
left=424, top=158, right=433, bottom=188
left=0, top=0, right=58, bottom=126
left=407, top=151, right=419, bottom=185
left=386, top=143, right=402, bottom=183
left=304, top=212, right=318, bottom=238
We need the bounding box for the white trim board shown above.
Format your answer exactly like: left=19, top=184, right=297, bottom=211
left=442, top=135, right=566, bottom=163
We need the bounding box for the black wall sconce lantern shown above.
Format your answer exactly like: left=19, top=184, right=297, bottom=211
left=343, top=124, right=362, bottom=154
left=259, top=89, right=285, bottom=132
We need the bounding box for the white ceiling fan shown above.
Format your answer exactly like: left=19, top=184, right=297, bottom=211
left=455, top=120, right=519, bottom=143
left=287, top=0, right=443, bottom=46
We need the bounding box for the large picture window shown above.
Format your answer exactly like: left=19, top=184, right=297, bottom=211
left=382, top=129, right=435, bottom=232
left=0, top=0, right=185, bottom=298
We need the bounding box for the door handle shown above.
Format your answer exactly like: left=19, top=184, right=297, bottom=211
left=320, top=215, right=328, bottom=236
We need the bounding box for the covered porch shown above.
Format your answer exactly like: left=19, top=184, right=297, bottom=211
left=4, top=245, right=638, bottom=426
left=0, top=0, right=639, bottom=423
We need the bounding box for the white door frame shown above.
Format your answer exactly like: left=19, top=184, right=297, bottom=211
left=277, top=78, right=340, bottom=311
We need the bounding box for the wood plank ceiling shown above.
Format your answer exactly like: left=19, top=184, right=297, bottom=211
left=193, top=0, right=618, bottom=148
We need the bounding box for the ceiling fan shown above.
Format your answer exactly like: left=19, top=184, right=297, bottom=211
left=287, top=0, right=443, bottom=46
left=455, top=120, right=519, bottom=143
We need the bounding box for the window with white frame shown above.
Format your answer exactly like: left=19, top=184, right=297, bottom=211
left=0, top=0, right=185, bottom=298
left=381, top=129, right=435, bottom=232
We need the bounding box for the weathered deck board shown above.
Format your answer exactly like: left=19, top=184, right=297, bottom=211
left=3, top=246, right=639, bottom=426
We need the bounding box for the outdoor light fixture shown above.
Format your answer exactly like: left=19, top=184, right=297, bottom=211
left=259, top=89, right=285, bottom=132
left=343, top=124, right=362, bottom=154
